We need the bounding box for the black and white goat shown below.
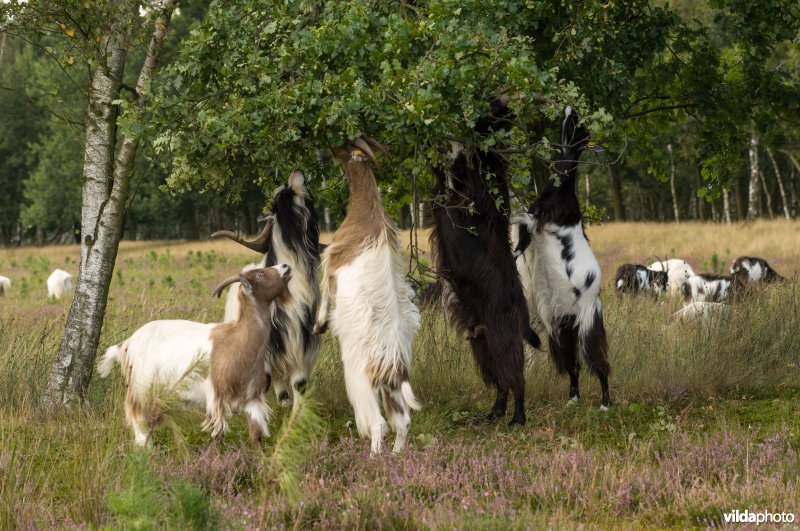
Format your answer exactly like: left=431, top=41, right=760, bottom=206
left=647, top=259, right=695, bottom=296
left=614, top=264, right=668, bottom=295
left=730, top=256, right=785, bottom=285
left=513, top=106, right=610, bottom=409
left=315, top=138, right=421, bottom=455
left=429, top=96, right=539, bottom=426
left=681, top=274, right=734, bottom=303
left=0, top=275, right=9, bottom=296
left=212, top=170, right=321, bottom=406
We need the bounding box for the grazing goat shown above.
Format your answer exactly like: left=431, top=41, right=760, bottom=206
left=97, top=265, right=292, bottom=447
left=47, top=269, right=73, bottom=300
left=0, top=275, right=9, bottom=296
left=731, top=256, right=785, bottom=284
left=513, top=106, right=610, bottom=408
left=314, top=138, right=421, bottom=455
left=681, top=274, right=734, bottom=303
left=614, top=264, right=668, bottom=295
left=672, top=301, right=729, bottom=322
left=647, top=259, right=694, bottom=296
left=212, top=169, right=321, bottom=406
left=429, top=96, right=539, bottom=426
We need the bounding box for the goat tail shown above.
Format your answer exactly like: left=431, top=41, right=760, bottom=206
left=400, top=381, right=422, bottom=411
left=97, top=342, right=124, bottom=378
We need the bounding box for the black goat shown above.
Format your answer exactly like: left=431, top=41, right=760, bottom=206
left=513, top=106, right=611, bottom=408
left=212, top=169, right=321, bottom=405
left=429, top=97, right=540, bottom=426
left=614, top=263, right=668, bottom=295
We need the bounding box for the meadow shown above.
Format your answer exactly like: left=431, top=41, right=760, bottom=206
left=1, top=221, right=799, bottom=529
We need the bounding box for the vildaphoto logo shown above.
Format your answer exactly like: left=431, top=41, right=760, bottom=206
left=723, top=509, right=795, bottom=525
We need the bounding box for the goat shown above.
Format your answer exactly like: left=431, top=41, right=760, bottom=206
left=212, top=169, right=321, bottom=406
left=731, top=256, right=785, bottom=285
left=681, top=273, right=735, bottom=303
left=672, top=301, right=729, bottom=322
left=614, top=264, right=668, bottom=295
left=0, top=275, right=9, bottom=297
left=47, top=269, right=73, bottom=300
left=513, top=106, right=610, bottom=409
left=97, top=265, right=292, bottom=447
left=647, top=259, right=694, bottom=296
left=429, top=96, right=539, bottom=426
left=314, top=138, right=421, bottom=455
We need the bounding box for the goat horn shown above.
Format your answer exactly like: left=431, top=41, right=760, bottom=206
left=211, top=217, right=274, bottom=254
left=212, top=276, right=240, bottom=298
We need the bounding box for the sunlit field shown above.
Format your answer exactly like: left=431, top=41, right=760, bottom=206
left=1, top=221, right=799, bottom=528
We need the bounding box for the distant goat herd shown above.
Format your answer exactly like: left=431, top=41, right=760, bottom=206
left=0, top=105, right=789, bottom=454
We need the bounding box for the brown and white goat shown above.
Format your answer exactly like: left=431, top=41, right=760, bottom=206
left=212, top=170, right=321, bottom=406
left=314, top=138, right=421, bottom=455
left=97, top=265, right=292, bottom=447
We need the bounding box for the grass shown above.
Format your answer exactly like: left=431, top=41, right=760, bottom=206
left=1, top=220, right=799, bottom=528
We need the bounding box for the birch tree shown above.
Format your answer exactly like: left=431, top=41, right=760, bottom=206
left=747, top=131, right=761, bottom=220
left=1, top=0, right=179, bottom=405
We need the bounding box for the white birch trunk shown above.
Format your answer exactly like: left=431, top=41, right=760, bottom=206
left=667, top=144, right=680, bottom=222
left=746, top=131, right=760, bottom=220
left=758, top=170, right=774, bottom=219
left=723, top=189, right=732, bottom=224
left=44, top=0, right=177, bottom=406
left=767, top=148, right=791, bottom=219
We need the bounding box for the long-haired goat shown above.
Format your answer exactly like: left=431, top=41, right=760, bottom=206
left=614, top=264, right=668, bottom=295
left=429, top=97, right=540, bottom=426
left=47, top=269, right=73, bottom=300
left=314, top=138, right=421, bottom=455
left=0, top=275, right=9, bottom=296
left=212, top=169, right=321, bottom=405
left=513, top=106, right=611, bottom=408
left=97, top=265, right=292, bottom=447
left=647, top=259, right=695, bottom=296
left=731, top=256, right=785, bottom=285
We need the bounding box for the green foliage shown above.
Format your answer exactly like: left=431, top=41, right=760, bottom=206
left=261, top=394, right=324, bottom=511
left=106, top=452, right=164, bottom=529
left=168, top=481, right=218, bottom=531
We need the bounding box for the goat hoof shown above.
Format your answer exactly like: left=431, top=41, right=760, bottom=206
left=486, top=409, right=505, bottom=423
left=566, top=396, right=579, bottom=407
left=313, top=322, right=328, bottom=335
left=508, top=415, right=526, bottom=427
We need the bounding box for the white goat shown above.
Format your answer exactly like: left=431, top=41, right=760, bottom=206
left=47, top=269, right=73, bottom=300
left=315, top=138, right=421, bottom=455
left=0, top=275, right=10, bottom=296
left=648, top=259, right=694, bottom=296
left=97, top=265, right=292, bottom=447
left=672, top=301, right=729, bottom=322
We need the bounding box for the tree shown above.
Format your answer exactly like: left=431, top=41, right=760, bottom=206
left=2, top=0, right=179, bottom=405
left=147, top=0, right=799, bottom=218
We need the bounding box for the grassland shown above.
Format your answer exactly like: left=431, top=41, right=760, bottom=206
left=1, top=221, right=799, bottom=529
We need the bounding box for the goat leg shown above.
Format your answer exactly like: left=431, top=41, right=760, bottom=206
left=466, top=324, right=488, bottom=340
left=487, top=389, right=508, bottom=421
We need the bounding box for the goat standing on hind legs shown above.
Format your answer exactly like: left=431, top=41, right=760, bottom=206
left=513, top=106, right=611, bottom=409
left=429, top=96, right=540, bottom=426
left=314, top=137, right=421, bottom=455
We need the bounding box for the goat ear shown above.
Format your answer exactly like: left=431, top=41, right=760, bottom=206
left=239, top=274, right=253, bottom=296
